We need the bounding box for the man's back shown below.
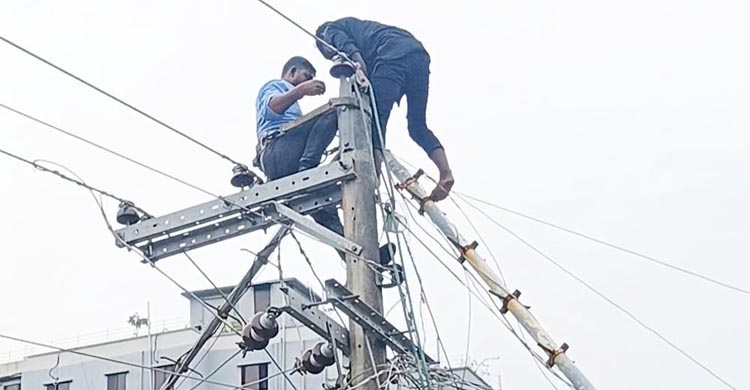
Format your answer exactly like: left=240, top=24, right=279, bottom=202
left=255, top=79, right=302, bottom=139
left=318, top=17, right=426, bottom=70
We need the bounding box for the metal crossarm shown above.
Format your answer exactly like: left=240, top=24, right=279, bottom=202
left=114, top=161, right=355, bottom=261
left=325, top=279, right=436, bottom=364
left=279, top=285, right=351, bottom=356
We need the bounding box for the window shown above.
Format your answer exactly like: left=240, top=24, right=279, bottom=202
left=153, top=365, right=175, bottom=390
left=106, top=372, right=127, bottom=390
left=44, top=381, right=71, bottom=390
left=5, top=384, right=20, bottom=390
left=240, top=363, right=268, bottom=390
left=253, top=285, right=271, bottom=313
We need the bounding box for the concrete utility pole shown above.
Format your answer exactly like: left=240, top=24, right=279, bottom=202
left=386, top=151, right=596, bottom=390
left=337, top=77, right=386, bottom=390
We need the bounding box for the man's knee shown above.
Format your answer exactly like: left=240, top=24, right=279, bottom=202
left=407, top=119, right=429, bottom=137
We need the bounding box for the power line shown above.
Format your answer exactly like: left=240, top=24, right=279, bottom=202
left=465, top=201, right=736, bottom=389
left=172, top=326, right=228, bottom=390
left=392, top=153, right=748, bottom=297
left=0, top=147, right=153, bottom=217
left=456, top=192, right=750, bottom=296
left=0, top=129, right=250, bottom=351
left=253, top=0, right=352, bottom=64
left=398, top=228, right=453, bottom=372
left=0, top=333, right=249, bottom=390
left=180, top=349, right=242, bottom=390
left=1, top=103, right=314, bottom=266
left=264, top=349, right=300, bottom=390
left=447, top=195, right=508, bottom=285
left=183, top=253, right=246, bottom=324
left=0, top=36, right=241, bottom=166
left=0, top=103, right=218, bottom=198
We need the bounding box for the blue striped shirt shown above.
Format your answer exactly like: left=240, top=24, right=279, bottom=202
left=255, top=79, right=302, bottom=139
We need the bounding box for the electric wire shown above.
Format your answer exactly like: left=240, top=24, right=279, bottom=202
left=0, top=333, right=251, bottom=390
left=401, top=161, right=572, bottom=387
left=253, top=0, right=353, bottom=65
left=351, top=79, right=431, bottom=385
left=183, top=252, right=246, bottom=324
left=398, top=230, right=454, bottom=373
left=0, top=147, right=152, bottom=217
left=455, top=191, right=750, bottom=296
left=396, top=154, right=749, bottom=298
left=463, top=201, right=736, bottom=389
left=399, top=193, right=575, bottom=387
left=446, top=194, right=507, bottom=286
left=1, top=104, right=342, bottom=330
left=172, top=325, right=227, bottom=390
left=1, top=146, right=249, bottom=355
left=461, top=262, right=574, bottom=389
left=288, top=231, right=349, bottom=328
left=460, top=270, right=472, bottom=386
left=264, top=349, right=300, bottom=390
left=0, top=37, right=241, bottom=165
left=181, top=349, right=243, bottom=390
left=0, top=103, right=218, bottom=198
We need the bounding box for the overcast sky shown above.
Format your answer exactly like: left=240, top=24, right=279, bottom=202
left=1, top=0, right=749, bottom=389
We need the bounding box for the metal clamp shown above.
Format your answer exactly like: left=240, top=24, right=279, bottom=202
left=394, top=169, right=425, bottom=192
left=500, top=289, right=522, bottom=314
left=539, top=342, right=570, bottom=368
left=457, top=240, right=479, bottom=263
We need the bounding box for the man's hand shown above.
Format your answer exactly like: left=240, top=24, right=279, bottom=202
left=295, top=79, right=326, bottom=97
left=355, top=68, right=370, bottom=89
left=351, top=52, right=368, bottom=76
left=429, top=170, right=455, bottom=202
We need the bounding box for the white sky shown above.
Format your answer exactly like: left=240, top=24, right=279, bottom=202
left=1, top=0, right=749, bottom=389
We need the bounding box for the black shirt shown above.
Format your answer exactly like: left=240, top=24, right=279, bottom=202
left=316, top=17, right=427, bottom=72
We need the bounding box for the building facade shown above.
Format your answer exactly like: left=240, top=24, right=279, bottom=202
left=0, top=279, right=338, bottom=390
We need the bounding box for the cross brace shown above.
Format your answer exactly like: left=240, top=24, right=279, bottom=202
left=325, top=279, right=436, bottom=364
left=114, top=160, right=355, bottom=261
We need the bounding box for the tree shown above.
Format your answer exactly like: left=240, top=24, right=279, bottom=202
left=128, top=313, right=149, bottom=336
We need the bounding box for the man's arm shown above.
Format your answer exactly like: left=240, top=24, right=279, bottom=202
left=267, top=80, right=326, bottom=114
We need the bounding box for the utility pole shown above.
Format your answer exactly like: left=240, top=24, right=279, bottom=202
left=337, top=77, right=386, bottom=390
left=386, top=151, right=596, bottom=390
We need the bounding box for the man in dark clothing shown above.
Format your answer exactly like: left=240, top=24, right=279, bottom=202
left=255, top=56, right=342, bottom=235
left=315, top=17, right=455, bottom=202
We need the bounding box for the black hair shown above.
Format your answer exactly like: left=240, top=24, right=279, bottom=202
left=281, top=56, right=315, bottom=78
left=315, top=23, right=336, bottom=60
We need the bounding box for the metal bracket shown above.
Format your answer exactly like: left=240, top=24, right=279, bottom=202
left=279, top=286, right=351, bottom=356
left=457, top=241, right=479, bottom=264
left=325, top=279, right=436, bottom=364
left=268, top=202, right=363, bottom=257
left=141, top=186, right=342, bottom=261
left=539, top=342, right=569, bottom=368
left=114, top=161, right=355, bottom=261
left=489, top=289, right=523, bottom=314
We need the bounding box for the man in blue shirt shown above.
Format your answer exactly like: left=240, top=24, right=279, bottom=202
left=255, top=56, right=342, bottom=235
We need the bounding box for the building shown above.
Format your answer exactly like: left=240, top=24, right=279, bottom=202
left=0, top=279, right=339, bottom=390
left=1, top=279, right=493, bottom=390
